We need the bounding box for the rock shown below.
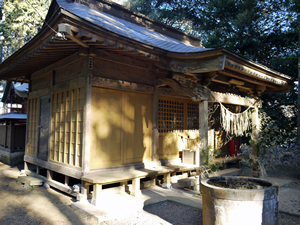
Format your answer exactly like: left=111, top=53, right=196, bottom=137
left=43, top=183, right=50, bottom=189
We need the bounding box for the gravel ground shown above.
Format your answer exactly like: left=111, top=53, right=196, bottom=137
left=99, top=200, right=300, bottom=225
left=99, top=200, right=202, bottom=225
left=279, top=212, right=300, bottom=225
left=144, top=201, right=202, bottom=225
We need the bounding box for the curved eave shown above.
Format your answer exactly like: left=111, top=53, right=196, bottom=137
left=165, top=48, right=293, bottom=89
left=0, top=1, right=292, bottom=94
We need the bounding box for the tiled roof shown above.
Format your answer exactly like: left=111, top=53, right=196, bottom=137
left=57, top=0, right=211, bottom=53
left=0, top=113, right=27, bottom=120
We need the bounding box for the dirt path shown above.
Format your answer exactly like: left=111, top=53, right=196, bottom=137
left=0, top=163, right=94, bottom=225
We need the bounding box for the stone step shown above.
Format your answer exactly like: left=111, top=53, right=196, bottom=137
left=18, top=175, right=43, bottom=186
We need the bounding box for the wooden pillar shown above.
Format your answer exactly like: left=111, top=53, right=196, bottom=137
left=252, top=107, right=259, bottom=140
left=199, top=100, right=208, bottom=163
left=152, top=89, right=159, bottom=162
left=82, top=59, right=92, bottom=175
left=208, top=129, right=215, bottom=163
left=24, top=161, right=28, bottom=171
left=121, top=181, right=129, bottom=193
left=91, top=184, right=103, bottom=206
left=252, top=107, right=260, bottom=177
left=150, top=176, right=156, bottom=186
left=64, top=175, right=69, bottom=186
left=4, top=120, right=8, bottom=148
left=47, top=170, right=53, bottom=181
left=77, top=180, right=88, bottom=202
left=131, top=178, right=142, bottom=197
left=199, top=100, right=208, bottom=192
left=36, top=166, right=40, bottom=175
left=162, top=173, right=171, bottom=189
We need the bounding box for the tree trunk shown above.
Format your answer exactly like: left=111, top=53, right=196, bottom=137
left=296, top=33, right=300, bottom=145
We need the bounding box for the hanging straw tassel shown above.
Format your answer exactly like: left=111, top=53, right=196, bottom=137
left=219, top=103, right=252, bottom=136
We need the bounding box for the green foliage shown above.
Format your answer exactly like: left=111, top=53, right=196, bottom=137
left=125, top=0, right=200, bottom=35
left=201, top=145, right=221, bottom=165
left=243, top=110, right=296, bottom=150
left=259, top=110, right=296, bottom=153
left=126, top=0, right=298, bottom=62
left=241, top=109, right=297, bottom=170
left=0, top=0, right=50, bottom=60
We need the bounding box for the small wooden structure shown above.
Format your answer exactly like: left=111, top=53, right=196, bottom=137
left=0, top=0, right=292, bottom=203
left=0, top=82, right=28, bottom=165
left=0, top=112, right=27, bottom=165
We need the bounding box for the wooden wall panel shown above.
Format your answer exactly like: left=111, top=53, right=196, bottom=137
left=124, top=92, right=152, bottom=164
left=158, top=133, right=180, bottom=159
left=50, top=87, right=84, bottom=168
left=6, top=123, right=11, bottom=150
left=55, top=59, right=86, bottom=84
left=31, top=72, right=52, bottom=92
left=90, top=88, right=152, bottom=169
left=26, top=98, right=39, bottom=156
left=93, top=58, right=154, bottom=86
left=90, top=88, right=123, bottom=169
left=0, top=124, right=6, bottom=147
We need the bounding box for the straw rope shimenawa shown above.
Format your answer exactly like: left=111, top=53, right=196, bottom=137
left=219, top=103, right=252, bottom=137
left=193, top=85, right=260, bottom=137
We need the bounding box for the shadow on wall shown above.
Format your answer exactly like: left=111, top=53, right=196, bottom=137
left=90, top=88, right=152, bottom=169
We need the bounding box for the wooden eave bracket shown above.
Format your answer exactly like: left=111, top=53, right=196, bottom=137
left=57, top=23, right=88, bottom=48
left=67, top=24, right=161, bottom=61
left=156, top=78, right=194, bottom=97
left=66, top=32, right=89, bottom=48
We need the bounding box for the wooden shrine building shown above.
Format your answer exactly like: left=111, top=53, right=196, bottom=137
left=0, top=82, right=28, bottom=165
left=0, top=0, right=292, bottom=204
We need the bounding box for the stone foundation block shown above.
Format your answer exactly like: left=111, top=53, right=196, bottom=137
left=178, top=177, right=199, bottom=190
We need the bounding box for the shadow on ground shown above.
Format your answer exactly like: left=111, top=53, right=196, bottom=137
left=0, top=162, right=93, bottom=225
left=144, top=200, right=202, bottom=225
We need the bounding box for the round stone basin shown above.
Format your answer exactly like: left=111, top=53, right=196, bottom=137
left=201, top=176, right=279, bottom=225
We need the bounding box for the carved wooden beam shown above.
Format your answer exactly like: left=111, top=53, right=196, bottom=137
left=156, top=78, right=194, bottom=97
left=172, top=73, right=198, bottom=88
left=155, top=55, right=226, bottom=73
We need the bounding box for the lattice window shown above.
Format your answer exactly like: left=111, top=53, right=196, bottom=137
left=26, top=98, right=39, bottom=155
left=50, top=87, right=84, bottom=167
left=187, top=103, right=199, bottom=130
left=158, top=99, right=184, bottom=133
